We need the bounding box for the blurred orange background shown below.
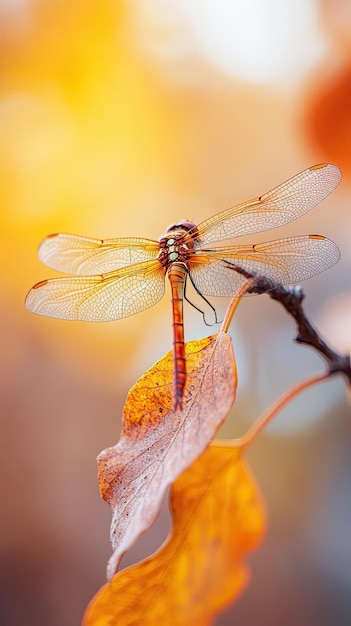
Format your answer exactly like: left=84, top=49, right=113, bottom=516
left=1, top=1, right=350, bottom=625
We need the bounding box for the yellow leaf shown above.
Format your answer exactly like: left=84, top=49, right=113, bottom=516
left=84, top=442, right=265, bottom=626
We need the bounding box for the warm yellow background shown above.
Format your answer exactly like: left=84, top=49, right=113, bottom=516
left=1, top=1, right=350, bottom=625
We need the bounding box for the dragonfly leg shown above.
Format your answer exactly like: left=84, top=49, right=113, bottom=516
left=185, top=275, right=220, bottom=326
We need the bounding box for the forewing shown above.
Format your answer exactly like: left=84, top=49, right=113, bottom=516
left=25, top=260, right=166, bottom=321
left=195, top=164, right=341, bottom=246
left=189, top=236, right=340, bottom=297
left=38, top=233, right=160, bottom=274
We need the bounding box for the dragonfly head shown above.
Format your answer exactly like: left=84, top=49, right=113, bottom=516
left=166, top=220, right=197, bottom=234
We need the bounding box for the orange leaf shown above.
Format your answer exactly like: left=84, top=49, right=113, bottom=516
left=98, top=331, right=237, bottom=578
left=84, top=442, right=265, bottom=626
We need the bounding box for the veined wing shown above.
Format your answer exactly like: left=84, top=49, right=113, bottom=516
left=193, top=164, right=341, bottom=246
left=38, top=233, right=160, bottom=275
left=25, top=259, right=165, bottom=321
left=189, top=236, right=340, bottom=297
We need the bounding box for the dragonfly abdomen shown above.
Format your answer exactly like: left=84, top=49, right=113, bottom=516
left=167, top=263, right=187, bottom=411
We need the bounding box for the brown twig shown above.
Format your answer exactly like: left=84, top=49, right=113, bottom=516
left=236, top=371, right=330, bottom=450
left=228, top=265, right=351, bottom=387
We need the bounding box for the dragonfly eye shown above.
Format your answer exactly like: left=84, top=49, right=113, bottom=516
left=166, top=223, right=178, bottom=233
left=166, top=221, right=196, bottom=234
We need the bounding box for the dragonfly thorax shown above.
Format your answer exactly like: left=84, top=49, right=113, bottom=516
left=158, top=227, right=195, bottom=269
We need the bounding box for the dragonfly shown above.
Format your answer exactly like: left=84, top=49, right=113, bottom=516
left=26, top=163, right=341, bottom=410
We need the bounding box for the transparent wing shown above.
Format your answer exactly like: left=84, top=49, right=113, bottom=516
left=189, top=236, right=340, bottom=297
left=194, top=164, right=341, bottom=246
left=25, top=260, right=166, bottom=321
left=38, top=233, right=160, bottom=275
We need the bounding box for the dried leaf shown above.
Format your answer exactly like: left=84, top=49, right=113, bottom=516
left=83, top=442, right=265, bottom=626
left=98, top=331, right=236, bottom=578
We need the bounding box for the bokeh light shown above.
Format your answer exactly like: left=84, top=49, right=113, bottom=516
left=0, top=1, right=350, bottom=625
